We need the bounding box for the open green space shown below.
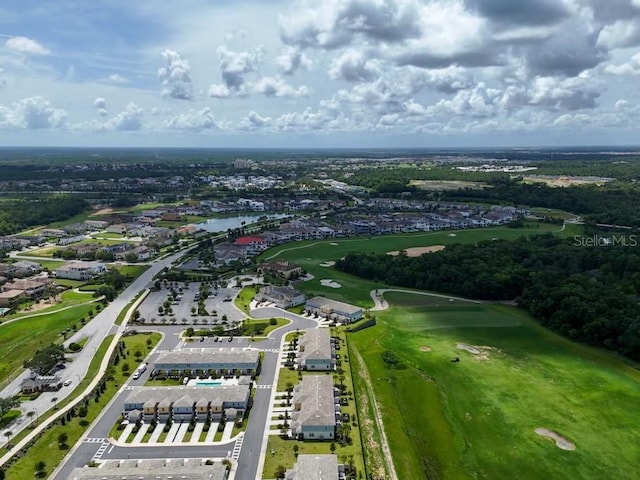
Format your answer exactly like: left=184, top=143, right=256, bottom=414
left=3, top=332, right=160, bottom=480
left=259, top=224, right=580, bottom=306
left=349, top=295, right=640, bottom=480
left=3, top=289, right=98, bottom=322
left=0, top=302, right=95, bottom=388
left=235, top=286, right=258, bottom=314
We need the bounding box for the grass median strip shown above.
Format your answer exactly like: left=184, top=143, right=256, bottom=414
left=2, top=332, right=160, bottom=480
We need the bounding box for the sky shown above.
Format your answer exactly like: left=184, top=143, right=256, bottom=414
left=1, top=0, right=640, bottom=148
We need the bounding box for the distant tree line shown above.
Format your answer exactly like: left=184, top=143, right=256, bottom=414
left=0, top=195, right=88, bottom=235
left=336, top=234, right=640, bottom=360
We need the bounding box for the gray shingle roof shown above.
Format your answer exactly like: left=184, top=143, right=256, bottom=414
left=292, top=376, right=336, bottom=428
left=299, top=329, right=332, bottom=363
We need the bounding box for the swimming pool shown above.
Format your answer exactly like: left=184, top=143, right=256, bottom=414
left=196, top=380, right=222, bottom=387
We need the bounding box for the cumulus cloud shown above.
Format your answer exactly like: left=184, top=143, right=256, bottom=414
left=93, top=97, right=108, bottom=117
left=279, top=0, right=422, bottom=49
left=329, top=49, right=380, bottom=82
left=0, top=96, right=66, bottom=129
left=0, top=68, right=5, bottom=89
left=105, top=103, right=143, bottom=131
left=598, top=19, right=640, bottom=48
left=107, top=73, right=129, bottom=84
left=239, top=111, right=272, bottom=130
left=465, top=0, right=570, bottom=27
left=252, top=76, right=309, bottom=98
left=605, top=52, right=640, bottom=74
left=4, top=36, right=50, bottom=55
left=158, top=49, right=194, bottom=100
left=209, top=45, right=266, bottom=98
left=276, top=46, right=312, bottom=75
left=165, top=107, right=216, bottom=131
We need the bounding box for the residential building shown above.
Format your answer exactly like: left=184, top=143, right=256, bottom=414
left=0, top=290, right=24, bottom=307
left=67, top=458, right=229, bottom=480
left=290, top=376, right=337, bottom=441
left=54, top=261, right=107, bottom=280
left=258, top=285, right=305, bottom=309
left=258, top=260, right=303, bottom=279
left=234, top=235, right=268, bottom=253
left=154, top=350, right=260, bottom=376
left=298, top=329, right=335, bottom=371
left=285, top=455, right=341, bottom=480
left=2, top=277, right=51, bottom=299
left=123, top=385, right=251, bottom=422
left=306, top=297, right=363, bottom=323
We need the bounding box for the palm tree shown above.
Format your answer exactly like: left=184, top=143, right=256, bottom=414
left=34, top=460, right=46, bottom=477
left=3, top=430, right=12, bottom=446
left=26, top=410, right=36, bottom=426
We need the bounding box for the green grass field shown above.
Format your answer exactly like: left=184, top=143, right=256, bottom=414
left=0, top=302, right=95, bottom=387
left=349, top=294, right=640, bottom=480
left=264, top=225, right=639, bottom=480
left=260, top=224, right=579, bottom=306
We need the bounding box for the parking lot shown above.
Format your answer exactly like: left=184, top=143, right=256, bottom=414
left=137, top=281, right=245, bottom=325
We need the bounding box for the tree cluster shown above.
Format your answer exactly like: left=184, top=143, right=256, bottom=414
left=0, top=195, right=88, bottom=236
left=336, top=234, right=640, bottom=360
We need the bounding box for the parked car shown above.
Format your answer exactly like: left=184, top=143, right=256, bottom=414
left=63, top=379, right=72, bottom=387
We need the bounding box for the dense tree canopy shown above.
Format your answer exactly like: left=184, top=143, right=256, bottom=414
left=0, top=195, right=89, bottom=236
left=336, top=234, right=640, bottom=360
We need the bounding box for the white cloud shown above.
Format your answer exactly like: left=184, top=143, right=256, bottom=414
left=93, top=97, right=108, bottom=117
left=239, top=110, right=272, bottom=130
left=107, top=73, right=129, bottom=84
left=0, top=96, right=66, bottom=129
left=165, top=107, right=216, bottom=131
left=597, top=19, right=640, bottom=49
left=252, top=76, right=309, bottom=98
left=209, top=45, right=266, bottom=97
left=329, top=49, right=380, bottom=82
left=158, top=49, right=194, bottom=100
left=4, top=36, right=51, bottom=55
left=105, top=103, right=143, bottom=131
left=604, top=52, right=640, bottom=75
left=276, top=46, right=312, bottom=75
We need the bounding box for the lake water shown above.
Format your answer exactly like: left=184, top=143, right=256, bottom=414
left=196, top=213, right=288, bottom=233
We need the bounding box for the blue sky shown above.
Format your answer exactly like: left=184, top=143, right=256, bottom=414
left=1, top=0, right=640, bottom=147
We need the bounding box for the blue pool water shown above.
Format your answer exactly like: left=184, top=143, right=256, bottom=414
left=196, top=380, right=222, bottom=387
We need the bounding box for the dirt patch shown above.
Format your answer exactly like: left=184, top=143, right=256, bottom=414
left=90, top=208, right=113, bottom=216
left=21, top=298, right=58, bottom=313
left=523, top=175, right=612, bottom=188
left=319, top=261, right=336, bottom=267
left=419, top=346, right=432, bottom=352
left=535, top=428, right=576, bottom=451
left=387, top=245, right=445, bottom=257
left=320, top=279, right=342, bottom=288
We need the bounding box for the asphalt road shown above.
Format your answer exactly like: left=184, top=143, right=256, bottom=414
left=52, top=305, right=318, bottom=480
left=0, top=251, right=186, bottom=447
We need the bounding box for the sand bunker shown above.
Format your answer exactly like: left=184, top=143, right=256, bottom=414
left=329, top=242, right=339, bottom=245
left=319, top=261, right=336, bottom=267
left=387, top=245, right=445, bottom=257
left=535, top=428, right=576, bottom=451
left=457, top=343, right=481, bottom=354
left=447, top=233, right=457, bottom=237
left=456, top=343, right=494, bottom=360
left=419, top=346, right=432, bottom=352
left=320, top=279, right=342, bottom=288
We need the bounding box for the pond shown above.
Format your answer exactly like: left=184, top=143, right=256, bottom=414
left=196, top=213, right=288, bottom=233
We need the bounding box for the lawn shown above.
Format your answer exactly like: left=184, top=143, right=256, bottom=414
left=4, top=333, right=161, bottom=480
left=260, top=224, right=580, bottom=306
left=0, top=302, right=96, bottom=388
left=349, top=295, right=640, bottom=480
left=235, top=286, right=258, bottom=314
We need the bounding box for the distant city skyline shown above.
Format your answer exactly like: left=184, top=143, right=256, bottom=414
left=1, top=0, right=640, bottom=147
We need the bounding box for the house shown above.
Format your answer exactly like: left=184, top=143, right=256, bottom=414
left=306, top=297, right=363, bottom=323
left=258, top=260, right=303, bottom=279
left=258, top=285, right=306, bottom=309
left=67, top=458, right=229, bottom=480
left=285, top=455, right=341, bottom=480
left=0, top=290, right=24, bottom=307
left=20, top=375, right=62, bottom=394
left=3, top=277, right=51, bottom=299
left=234, top=236, right=267, bottom=253
left=290, top=376, right=337, bottom=441
left=54, top=261, right=107, bottom=281
left=298, top=329, right=335, bottom=371
left=153, top=350, right=260, bottom=376
left=0, top=261, right=42, bottom=278
left=84, top=219, right=110, bottom=230
left=123, top=385, right=250, bottom=422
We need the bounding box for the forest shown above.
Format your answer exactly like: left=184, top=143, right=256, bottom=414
left=336, top=234, right=640, bottom=360
left=0, top=195, right=89, bottom=236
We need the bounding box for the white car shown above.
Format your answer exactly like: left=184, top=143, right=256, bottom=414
left=63, top=379, right=72, bottom=387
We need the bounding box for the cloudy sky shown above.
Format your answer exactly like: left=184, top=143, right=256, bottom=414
left=1, top=0, right=640, bottom=148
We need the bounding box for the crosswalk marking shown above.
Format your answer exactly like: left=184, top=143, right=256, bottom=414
left=232, top=433, right=244, bottom=460
left=84, top=437, right=107, bottom=443
left=91, top=441, right=109, bottom=461
left=255, top=384, right=272, bottom=389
